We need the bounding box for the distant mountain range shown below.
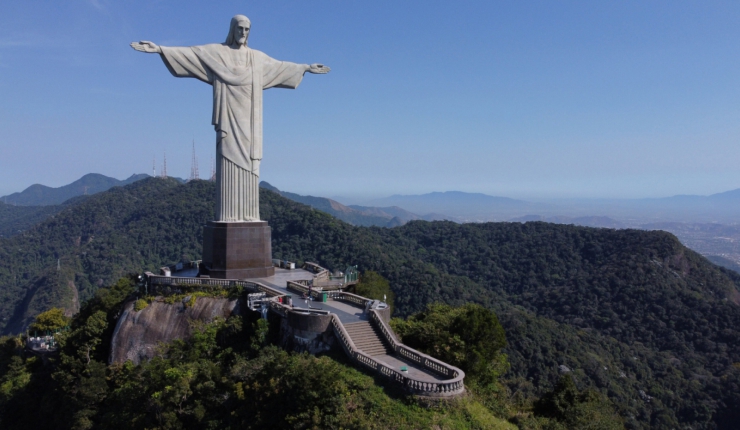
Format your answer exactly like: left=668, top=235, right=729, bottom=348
left=349, top=188, right=740, bottom=224
left=367, top=191, right=547, bottom=221
left=508, top=215, right=626, bottom=229
left=260, top=182, right=456, bottom=227
left=1, top=173, right=150, bottom=206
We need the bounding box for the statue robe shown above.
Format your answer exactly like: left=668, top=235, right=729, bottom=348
left=160, top=44, right=306, bottom=221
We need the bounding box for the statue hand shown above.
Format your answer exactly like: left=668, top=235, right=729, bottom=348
left=130, top=41, right=162, bottom=54
left=307, top=63, right=330, bottom=74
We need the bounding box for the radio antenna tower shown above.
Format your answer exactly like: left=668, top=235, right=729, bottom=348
left=161, top=152, right=168, bottom=178
left=189, top=140, right=200, bottom=181
left=210, top=157, right=216, bottom=181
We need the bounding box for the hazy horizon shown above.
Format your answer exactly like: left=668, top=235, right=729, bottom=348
left=4, top=172, right=740, bottom=206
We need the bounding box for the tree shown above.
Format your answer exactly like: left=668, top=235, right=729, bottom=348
left=354, top=271, right=395, bottom=313
left=391, top=303, right=508, bottom=385
left=29, top=308, right=69, bottom=334
left=533, top=374, right=624, bottom=430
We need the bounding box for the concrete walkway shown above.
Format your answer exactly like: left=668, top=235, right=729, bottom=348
left=251, top=268, right=368, bottom=324
left=373, top=354, right=449, bottom=382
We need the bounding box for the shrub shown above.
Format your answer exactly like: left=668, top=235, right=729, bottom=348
left=133, top=299, right=148, bottom=312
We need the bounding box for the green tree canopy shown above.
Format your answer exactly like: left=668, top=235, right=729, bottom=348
left=391, top=303, right=508, bottom=385
left=531, top=374, right=625, bottom=430
left=354, top=270, right=395, bottom=313
left=28, top=307, right=69, bottom=334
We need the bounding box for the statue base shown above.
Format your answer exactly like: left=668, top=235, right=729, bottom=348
left=200, top=221, right=275, bottom=279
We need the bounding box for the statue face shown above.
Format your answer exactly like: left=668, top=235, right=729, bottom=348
left=236, top=21, right=250, bottom=45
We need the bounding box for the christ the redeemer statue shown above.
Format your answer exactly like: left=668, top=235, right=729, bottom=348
left=131, top=15, right=330, bottom=222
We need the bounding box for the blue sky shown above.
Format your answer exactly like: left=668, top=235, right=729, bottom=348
left=1, top=1, right=739, bottom=199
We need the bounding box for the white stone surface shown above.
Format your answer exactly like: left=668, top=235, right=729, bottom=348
left=131, top=15, right=330, bottom=221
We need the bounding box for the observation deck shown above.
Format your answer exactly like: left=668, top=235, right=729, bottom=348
left=143, top=262, right=465, bottom=397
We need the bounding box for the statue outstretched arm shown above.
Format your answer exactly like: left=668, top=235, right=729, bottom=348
left=306, top=63, right=330, bottom=74
left=130, top=41, right=162, bottom=54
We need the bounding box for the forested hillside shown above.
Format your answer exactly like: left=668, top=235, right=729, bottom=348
left=0, top=201, right=65, bottom=238
left=0, top=178, right=739, bottom=428
left=0, top=178, right=211, bottom=333
left=1, top=173, right=148, bottom=206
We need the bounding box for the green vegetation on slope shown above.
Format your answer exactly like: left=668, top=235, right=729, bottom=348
left=0, top=178, right=212, bottom=333
left=0, top=201, right=66, bottom=238
left=0, top=179, right=739, bottom=428
left=0, top=279, right=521, bottom=429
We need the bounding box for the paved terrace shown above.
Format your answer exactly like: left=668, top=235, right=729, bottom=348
left=161, top=267, right=456, bottom=385
left=250, top=268, right=368, bottom=324
left=251, top=269, right=450, bottom=383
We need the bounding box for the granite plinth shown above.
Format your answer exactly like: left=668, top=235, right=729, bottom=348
left=201, top=221, right=275, bottom=279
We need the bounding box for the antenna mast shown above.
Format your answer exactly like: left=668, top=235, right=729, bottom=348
left=161, top=152, right=168, bottom=178
left=189, top=140, right=200, bottom=181
left=210, top=157, right=216, bottom=181
left=152, top=155, right=156, bottom=177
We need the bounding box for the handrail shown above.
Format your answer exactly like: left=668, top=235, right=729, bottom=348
left=286, top=280, right=316, bottom=298
left=302, top=262, right=327, bottom=275
left=329, top=313, right=465, bottom=397
left=330, top=291, right=371, bottom=307
left=369, top=309, right=464, bottom=381
left=147, top=273, right=286, bottom=298
left=287, top=283, right=372, bottom=305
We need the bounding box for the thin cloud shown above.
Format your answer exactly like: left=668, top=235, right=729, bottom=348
left=87, top=0, right=106, bottom=11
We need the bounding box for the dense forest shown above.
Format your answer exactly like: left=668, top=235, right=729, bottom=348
left=0, top=200, right=69, bottom=238
left=0, top=178, right=739, bottom=428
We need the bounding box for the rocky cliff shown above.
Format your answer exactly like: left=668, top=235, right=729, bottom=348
left=109, top=296, right=239, bottom=364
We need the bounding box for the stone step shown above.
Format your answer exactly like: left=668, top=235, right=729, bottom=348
left=343, top=321, right=392, bottom=357
left=345, top=327, right=376, bottom=334
left=345, top=322, right=373, bottom=329
left=348, top=332, right=383, bottom=340
left=354, top=340, right=385, bottom=347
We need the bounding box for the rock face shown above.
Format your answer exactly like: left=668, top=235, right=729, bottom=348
left=110, top=297, right=239, bottom=364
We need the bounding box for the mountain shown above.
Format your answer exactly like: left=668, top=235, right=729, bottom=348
left=369, top=191, right=547, bottom=221
left=358, top=187, right=740, bottom=224
left=1, top=173, right=149, bottom=206
left=347, top=204, right=422, bottom=222
left=709, top=188, right=740, bottom=200
left=1, top=178, right=739, bottom=427
left=540, top=188, right=740, bottom=224
left=259, top=182, right=449, bottom=227
left=509, top=214, right=626, bottom=229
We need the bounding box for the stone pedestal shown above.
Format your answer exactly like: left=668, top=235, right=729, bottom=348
left=201, top=221, right=275, bottom=279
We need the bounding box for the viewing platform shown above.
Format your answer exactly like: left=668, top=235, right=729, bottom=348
left=143, top=262, right=465, bottom=398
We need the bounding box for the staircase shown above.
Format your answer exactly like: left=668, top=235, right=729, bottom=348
left=343, top=321, right=392, bottom=356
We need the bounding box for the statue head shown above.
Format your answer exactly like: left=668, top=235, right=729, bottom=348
left=226, top=15, right=251, bottom=46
